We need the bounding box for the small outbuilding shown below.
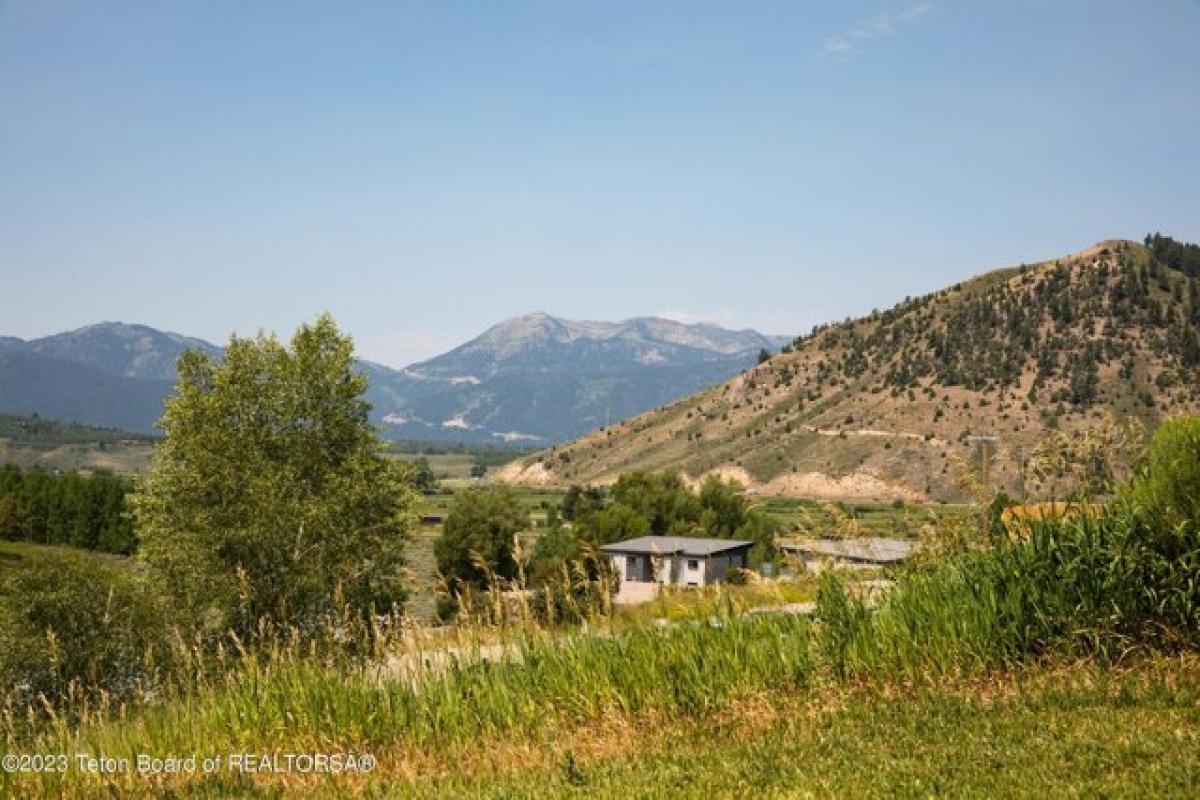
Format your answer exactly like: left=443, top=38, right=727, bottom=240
left=780, top=537, right=918, bottom=573
left=600, top=536, right=753, bottom=604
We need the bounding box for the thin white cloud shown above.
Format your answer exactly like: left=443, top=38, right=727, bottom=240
left=656, top=309, right=743, bottom=328
left=824, top=2, right=933, bottom=56
left=657, top=309, right=814, bottom=337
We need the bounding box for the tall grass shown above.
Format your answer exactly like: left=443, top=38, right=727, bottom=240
left=817, top=500, right=1200, bottom=681
left=3, top=611, right=817, bottom=796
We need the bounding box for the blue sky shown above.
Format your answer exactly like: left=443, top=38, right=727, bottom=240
left=2, top=1, right=1198, bottom=366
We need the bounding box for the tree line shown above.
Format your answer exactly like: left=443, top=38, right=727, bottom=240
left=0, top=465, right=136, bottom=554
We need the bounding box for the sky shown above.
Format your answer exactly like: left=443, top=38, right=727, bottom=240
left=2, top=1, right=1199, bottom=367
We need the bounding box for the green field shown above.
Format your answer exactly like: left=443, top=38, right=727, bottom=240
left=0, top=539, right=133, bottom=574
left=755, top=496, right=976, bottom=539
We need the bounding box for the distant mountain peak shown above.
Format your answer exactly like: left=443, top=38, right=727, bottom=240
left=374, top=312, right=790, bottom=443
left=18, top=321, right=222, bottom=383
left=0, top=313, right=789, bottom=445
left=453, top=312, right=784, bottom=363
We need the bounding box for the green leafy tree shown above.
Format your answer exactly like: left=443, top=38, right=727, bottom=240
left=434, top=485, right=529, bottom=593
left=410, top=457, right=437, bottom=494
left=526, top=523, right=582, bottom=587
left=609, top=471, right=701, bottom=536
left=0, top=494, right=29, bottom=540
left=131, top=315, right=415, bottom=632
left=561, top=484, right=605, bottom=521
left=578, top=503, right=652, bottom=547
left=697, top=475, right=752, bottom=537
left=697, top=475, right=779, bottom=565
left=0, top=465, right=136, bottom=554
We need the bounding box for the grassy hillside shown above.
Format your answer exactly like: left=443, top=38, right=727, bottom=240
left=500, top=239, right=1200, bottom=501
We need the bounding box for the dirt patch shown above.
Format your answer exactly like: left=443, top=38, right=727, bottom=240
left=493, top=458, right=555, bottom=486
left=689, top=465, right=755, bottom=489
left=691, top=465, right=921, bottom=502
left=803, top=425, right=947, bottom=448
left=760, top=470, right=922, bottom=502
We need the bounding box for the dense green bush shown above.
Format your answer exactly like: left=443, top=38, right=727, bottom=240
left=1125, top=414, right=1200, bottom=533
left=0, top=548, right=168, bottom=704
left=435, top=486, right=529, bottom=589
left=434, top=485, right=530, bottom=619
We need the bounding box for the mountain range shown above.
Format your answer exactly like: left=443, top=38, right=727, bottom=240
left=498, top=236, right=1200, bottom=501
left=0, top=316, right=788, bottom=444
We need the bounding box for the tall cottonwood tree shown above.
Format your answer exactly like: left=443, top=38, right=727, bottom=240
left=132, top=315, right=414, bottom=632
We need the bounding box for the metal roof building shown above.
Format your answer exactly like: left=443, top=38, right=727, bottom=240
left=780, top=537, right=919, bottom=568
left=600, top=536, right=753, bottom=557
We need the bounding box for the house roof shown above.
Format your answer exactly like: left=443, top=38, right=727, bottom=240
left=780, top=537, right=918, bottom=564
left=600, top=536, right=754, bottom=557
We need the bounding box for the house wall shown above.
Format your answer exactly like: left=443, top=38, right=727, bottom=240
left=656, top=554, right=675, bottom=585
left=704, top=551, right=749, bottom=583
left=609, top=548, right=751, bottom=597
left=613, top=579, right=659, bottom=605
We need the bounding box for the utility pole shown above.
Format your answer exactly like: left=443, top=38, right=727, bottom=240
left=968, top=435, right=1000, bottom=543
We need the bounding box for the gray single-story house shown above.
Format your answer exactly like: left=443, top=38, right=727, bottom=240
left=600, top=536, right=753, bottom=604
